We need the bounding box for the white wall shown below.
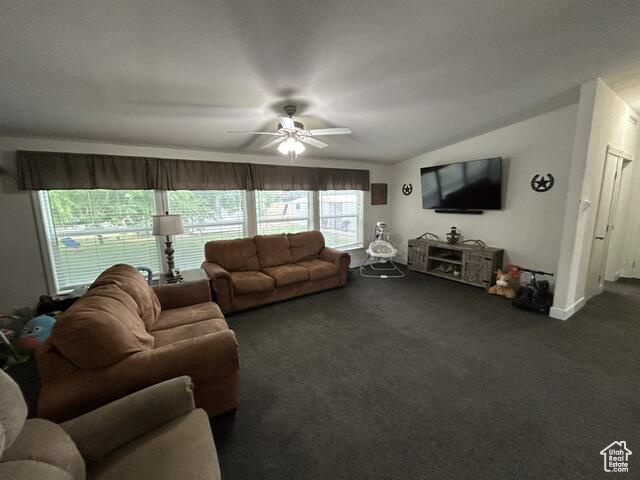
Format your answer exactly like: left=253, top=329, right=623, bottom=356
left=0, top=136, right=393, bottom=311
left=388, top=104, right=578, bottom=280
left=552, top=79, right=639, bottom=320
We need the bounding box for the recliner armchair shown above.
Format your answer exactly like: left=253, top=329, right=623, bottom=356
left=0, top=372, right=221, bottom=480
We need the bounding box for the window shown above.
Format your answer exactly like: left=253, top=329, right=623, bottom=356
left=319, top=190, right=363, bottom=248
left=38, top=187, right=364, bottom=294
left=39, top=190, right=161, bottom=291
left=167, top=190, right=246, bottom=270
left=256, top=191, right=313, bottom=235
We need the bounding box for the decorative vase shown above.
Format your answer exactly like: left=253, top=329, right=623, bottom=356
left=446, top=226, right=461, bottom=245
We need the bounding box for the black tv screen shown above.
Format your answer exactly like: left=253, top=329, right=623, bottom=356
left=421, top=157, right=502, bottom=210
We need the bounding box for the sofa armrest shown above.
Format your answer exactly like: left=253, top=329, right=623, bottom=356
left=152, top=278, right=211, bottom=310
left=320, top=247, right=350, bottom=285
left=201, top=261, right=235, bottom=313
left=39, top=331, right=239, bottom=423
left=320, top=247, right=351, bottom=267
left=60, top=376, right=195, bottom=463
left=130, top=330, right=239, bottom=384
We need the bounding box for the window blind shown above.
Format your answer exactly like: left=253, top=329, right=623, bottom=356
left=39, top=190, right=161, bottom=291
left=319, top=190, right=363, bottom=248
left=167, top=190, right=247, bottom=270
left=256, top=191, right=313, bottom=235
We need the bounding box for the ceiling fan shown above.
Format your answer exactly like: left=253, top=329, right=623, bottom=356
left=227, top=105, right=351, bottom=159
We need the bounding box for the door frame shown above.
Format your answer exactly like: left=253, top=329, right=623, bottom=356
left=586, top=145, right=633, bottom=299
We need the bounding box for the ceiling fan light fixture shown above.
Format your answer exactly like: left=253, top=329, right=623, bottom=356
left=227, top=105, right=351, bottom=156
left=277, top=137, right=305, bottom=155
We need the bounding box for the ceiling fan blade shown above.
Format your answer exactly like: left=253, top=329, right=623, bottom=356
left=299, top=137, right=328, bottom=149
left=308, top=127, right=352, bottom=136
left=261, top=137, right=286, bottom=149
left=227, top=130, right=280, bottom=135
left=276, top=115, right=296, bottom=130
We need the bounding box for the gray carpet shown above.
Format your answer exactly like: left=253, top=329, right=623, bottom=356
left=213, top=269, right=640, bottom=479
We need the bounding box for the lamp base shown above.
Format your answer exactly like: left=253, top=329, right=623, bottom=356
left=160, top=272, right=183, bottom=284
left=163, top=237, right=182, bottom=281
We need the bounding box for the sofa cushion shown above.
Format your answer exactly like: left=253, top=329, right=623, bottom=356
left=254, top=234, right=293, bottom=268
left=204, top=238, right=260, bottom=272
left=52, top=285, right=154, bottom=370
left=296, top=258, right=339, bottom=281
left=152, top=319, right=229, bottom=347
left=0, top=461, right=74, bottom=480
left=89, top=409, right=220, bottom=480
left=1, top=418, right=85, bottom=480
left=152, top=303, right=224, bottom=332
left=91, top=264, right=161, bottom=329
left=262, top=264, right=310, bottom=287
left=288, top=231, right=326, bottom=262
left=230, top=271, right=275, bottom=294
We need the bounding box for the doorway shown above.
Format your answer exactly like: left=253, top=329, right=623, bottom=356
left=585, top=147, right=632, bottom=300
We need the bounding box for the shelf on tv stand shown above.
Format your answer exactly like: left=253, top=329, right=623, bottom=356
left=407, top=239, right=503, bottom=288
left=427, top=255, right=463, bottom=265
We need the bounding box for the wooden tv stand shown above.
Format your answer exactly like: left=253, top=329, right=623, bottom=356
left=407, top=239, right=503, bottom=288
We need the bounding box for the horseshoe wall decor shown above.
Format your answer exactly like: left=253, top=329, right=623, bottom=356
left=531, top=174, right=554, bottom=192
left=402, top=183, right=413, bottom=195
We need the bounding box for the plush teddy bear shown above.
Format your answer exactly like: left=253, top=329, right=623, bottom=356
left=488, top=269, right=516, bottom=299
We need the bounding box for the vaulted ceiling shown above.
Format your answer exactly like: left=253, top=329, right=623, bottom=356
left=2, top=0, right=640, bottom=163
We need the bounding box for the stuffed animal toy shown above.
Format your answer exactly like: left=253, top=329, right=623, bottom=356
left=16, top=315, right=56, bottom=352
left=488, top=269, right=516, bottom=299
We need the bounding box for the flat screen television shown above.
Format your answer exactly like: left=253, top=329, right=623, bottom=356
left=421, top=157, right=502, bottom=210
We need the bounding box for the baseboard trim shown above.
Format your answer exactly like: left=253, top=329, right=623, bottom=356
left=614, top=269, right=625, bottom=281
left=549, top=297, right=586, bottom=321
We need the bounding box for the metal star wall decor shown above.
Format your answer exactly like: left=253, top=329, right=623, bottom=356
left=531, top=174, right=554, bottom=192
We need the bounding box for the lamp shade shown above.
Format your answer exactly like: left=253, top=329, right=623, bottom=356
left=152, top=214, right=184, bottom=236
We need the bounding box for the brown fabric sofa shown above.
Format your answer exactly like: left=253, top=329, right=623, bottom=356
left=36, top=264, right=239, bottom=423
left=0, top=371, right=221, bottom=480
left=202, top=230, right=350, bottom=313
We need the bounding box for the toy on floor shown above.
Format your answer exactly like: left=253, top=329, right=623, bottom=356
left=512, top=268, right=554, bottom=314
left=16, top=315, right=56, bottom=352
left=488, top=269, right=516, bottom=299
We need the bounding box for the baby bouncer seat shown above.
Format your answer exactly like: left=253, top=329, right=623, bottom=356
left=359, top=222, right=405, bottom=278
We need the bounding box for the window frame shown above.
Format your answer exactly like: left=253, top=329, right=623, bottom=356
left=35, top=189, right=163, bottom=294
left=318, top=190, right=364, bottom=249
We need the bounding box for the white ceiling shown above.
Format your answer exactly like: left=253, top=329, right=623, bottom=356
left=2, top=0, right=640, bottom=163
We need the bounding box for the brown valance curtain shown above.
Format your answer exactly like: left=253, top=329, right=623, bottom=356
left=318, top=167, right=370, bottom=191
left=250, top=164, right=319, bottom=190
left=17, top=151, right=157, bottom=190
left=153, top=158, right=252, bottom=191
left=249, top=164, right=370, bottom=191
left=16, top=150, right=369, bottom=191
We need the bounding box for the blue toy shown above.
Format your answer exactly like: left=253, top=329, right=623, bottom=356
left=17, top=315, right=56, bottom=352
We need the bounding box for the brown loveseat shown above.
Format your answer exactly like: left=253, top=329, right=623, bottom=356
left=202, top=230, right=350, bottom=313
left=1, top=371, right=221, bottom=480
left=36, top=264, right=239, bottom=422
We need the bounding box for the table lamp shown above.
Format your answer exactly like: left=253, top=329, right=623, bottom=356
left=152, top=212, right=184, bottom=280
